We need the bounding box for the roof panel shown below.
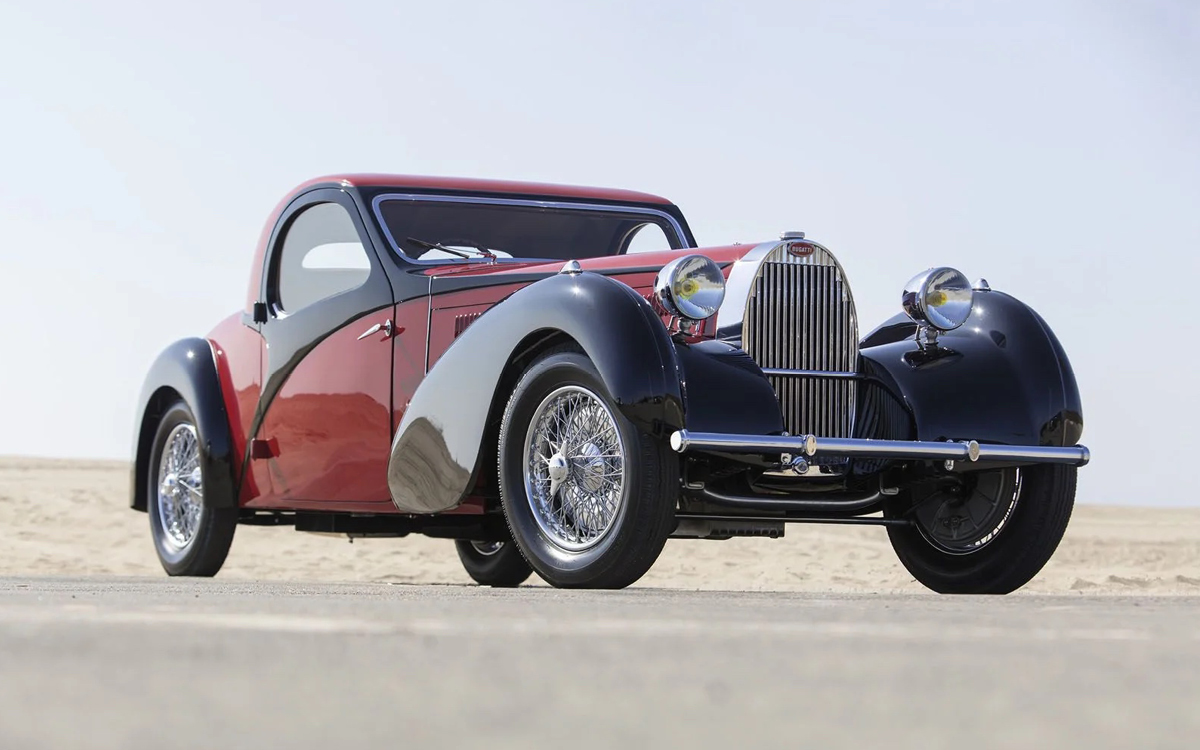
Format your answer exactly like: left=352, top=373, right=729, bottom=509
left=295, top=173, right=673, bottom=205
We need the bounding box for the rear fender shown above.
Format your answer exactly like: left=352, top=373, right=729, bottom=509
left=130, top=338, right=238, bottom=511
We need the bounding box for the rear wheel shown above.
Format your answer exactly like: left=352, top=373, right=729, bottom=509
left=886, top=464, right=1076, bottom=594
left=498, top=350, right=678, bottom=589
left=147, top=402, right=238, bottom=576
left=454, top=540, right=533, bottom=587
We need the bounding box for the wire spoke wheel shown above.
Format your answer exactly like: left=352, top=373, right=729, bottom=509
left=523, top=385, right=628, bottom=552
left=155, top=423, right=204, bottom=554
left=499, top=349, right=678, bottom=589
left=146, top=401, right=238, bottom=577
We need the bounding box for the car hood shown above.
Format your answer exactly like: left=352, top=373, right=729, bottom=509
left=415, top=244, right=758, bottom=280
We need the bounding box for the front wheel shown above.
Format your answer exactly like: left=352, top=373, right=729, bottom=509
left=498, top=349, right=678, bottom=589
left=886, top=464, right=1076, bottom=594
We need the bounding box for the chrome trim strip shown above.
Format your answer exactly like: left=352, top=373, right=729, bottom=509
left=370, top=192, right=691, bottom=264
left=670, top=431, right=817, bottom=455
left=675, top=512, right=911, bottom=528
left=423, top=276, right=432, bottom=374
left=759, top=368, right=861, bottom=379
left=713, top=241, right=777, bottom=342
left=669, top=430, right=1091, bottom=467
left=961, top=443, right=1091, bottom=466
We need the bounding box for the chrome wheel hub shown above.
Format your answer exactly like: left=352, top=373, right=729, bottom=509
left=156, top=423, right=204, bottom=554
left=523, top=385, right=627, bottom=552
left=546, top=453, right=571, bottom=497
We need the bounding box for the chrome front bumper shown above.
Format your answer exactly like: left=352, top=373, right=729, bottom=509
left=669, top=430, right=1090, bottom=467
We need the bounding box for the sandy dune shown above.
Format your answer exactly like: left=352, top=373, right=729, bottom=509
left=2, top=457, right=1198, bottom=594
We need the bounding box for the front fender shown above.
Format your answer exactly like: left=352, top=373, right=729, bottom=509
left=388, top=271, right=685, bottom=513
left=673, top=339, right=784, bottom=436
left=859, top=290, right=1083, bottom=447
left=130, top=338, right=238, bottom=511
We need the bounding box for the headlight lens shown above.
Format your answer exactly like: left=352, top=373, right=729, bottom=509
left=902, top=267, right=974, bottom=331
left=654, top=255, right=725, bottom=321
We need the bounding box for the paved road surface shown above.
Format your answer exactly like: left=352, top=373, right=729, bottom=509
left=0, top=577, right=1196, bottom=749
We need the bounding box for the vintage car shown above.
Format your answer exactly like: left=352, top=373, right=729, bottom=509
left=131, top=174, right=1089, bottom=593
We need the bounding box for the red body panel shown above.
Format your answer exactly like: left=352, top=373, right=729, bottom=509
left=391, top=297, right=432, bottom=432
left=422, top=244, right=752, bottom=369
left=207, top=314, right=265, bottom=503
left=246, top=310, right=395, bottom=511
left=428, top=286, right=525, bottom=370
left=413, top=245, right=751, bottom=280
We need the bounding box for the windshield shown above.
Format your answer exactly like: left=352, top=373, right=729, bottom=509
left=374, top=197, right=682, bottom=262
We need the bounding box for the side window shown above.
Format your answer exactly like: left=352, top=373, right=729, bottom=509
left=274, top=202, right=371, bottom=313
left=624, top=222, right=673, bottom=254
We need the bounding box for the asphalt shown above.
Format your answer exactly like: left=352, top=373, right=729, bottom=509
left=0, top=577, right=1196, bottom=750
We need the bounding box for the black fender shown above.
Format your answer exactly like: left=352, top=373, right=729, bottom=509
left=859, top=290, right=1083, bottom=448
left=388, top=270, right=691, bottom=513
left=673, top=339, right=785, bottom=436
left=130, top=338, right=238, bottom=511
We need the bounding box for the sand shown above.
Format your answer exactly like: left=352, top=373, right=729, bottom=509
left=2, top=456, right=1198, bottom=594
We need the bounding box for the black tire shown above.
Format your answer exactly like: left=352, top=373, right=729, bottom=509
left=146, top=401, right=238, bottom=577
left=886, top=464, right=1076, bottom=594
left=498, top=350, right=678, bottom=589
left=454, top=540, right=534, bottom=587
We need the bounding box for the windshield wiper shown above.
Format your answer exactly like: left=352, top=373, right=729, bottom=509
left=454, top=239, right=497, bottom=260
left=406, top=236, right=496, bottom=261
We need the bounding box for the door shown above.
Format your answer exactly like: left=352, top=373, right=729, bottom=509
left=246, top=189, right=397, bottom=510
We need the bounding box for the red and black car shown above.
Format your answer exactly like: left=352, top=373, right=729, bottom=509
left=131, top=174, right=1089, bottom=593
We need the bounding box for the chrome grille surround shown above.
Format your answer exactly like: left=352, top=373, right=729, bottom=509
left=714, top=241, right=859, bottom=442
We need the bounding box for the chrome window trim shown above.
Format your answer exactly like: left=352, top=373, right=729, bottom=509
left=370, top=192, right=691, bottom=265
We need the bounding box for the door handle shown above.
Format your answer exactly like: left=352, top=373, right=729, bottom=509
left=357, top=319, right=395, bottom=341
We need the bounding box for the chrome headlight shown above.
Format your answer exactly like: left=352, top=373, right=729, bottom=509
left=654, top=255, right=725, bottom=321
left=902, top=267, right=974, bottom=331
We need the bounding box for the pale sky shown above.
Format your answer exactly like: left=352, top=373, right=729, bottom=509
left=1, top=1, right=1197, bottom=506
